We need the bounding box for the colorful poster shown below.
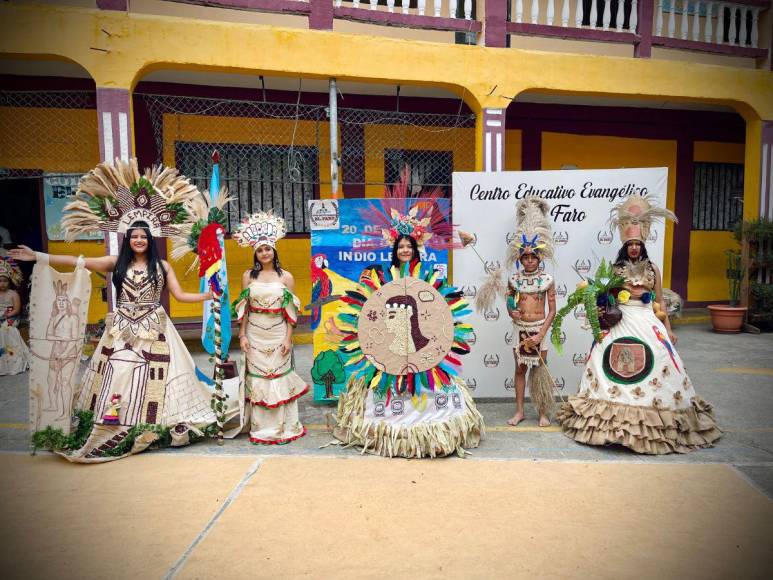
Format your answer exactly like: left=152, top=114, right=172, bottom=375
left=43, top=174, right=102, bottom=241
left=308, top=198, right=450, bottom=402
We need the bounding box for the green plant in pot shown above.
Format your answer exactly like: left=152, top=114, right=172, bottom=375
left=707, top=249, right=747, bottom=333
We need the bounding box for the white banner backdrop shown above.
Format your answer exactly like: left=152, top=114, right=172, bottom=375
left=452, top=168, right=668, bottom=398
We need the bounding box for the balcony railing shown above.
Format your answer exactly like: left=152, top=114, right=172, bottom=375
left=113, top=1, right=770, bottom=62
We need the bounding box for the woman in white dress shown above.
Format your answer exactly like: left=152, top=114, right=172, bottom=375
left=0, top=257, right=30, bottom=375
left=232, top=211, right=308, bottom=445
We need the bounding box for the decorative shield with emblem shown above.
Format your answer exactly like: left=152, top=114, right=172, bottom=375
left=602, top=337, right=654, bottom=384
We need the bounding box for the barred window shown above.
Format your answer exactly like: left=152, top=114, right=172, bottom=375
left=692, top=162, right=744, bottom=231
left=384, top=149, right=453, bottom=197
left=175, top=142, right=318, bottom=234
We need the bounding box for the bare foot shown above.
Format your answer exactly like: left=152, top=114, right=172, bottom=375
left=538, top=415, right=551, bottom=427
left=507, top=412, right=525, bottom=426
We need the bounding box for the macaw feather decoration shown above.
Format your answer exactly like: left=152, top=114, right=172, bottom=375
left=609, top=194, right=677, bottom=243
left=336, top=261, right=473, bottom=401
left=168, top=186, right=232, bottom=273
left=507, top=198, right=555, bottom=268
left=474, top=267, right=506, bottom=313
left=62, top=159, right=202, bottom=241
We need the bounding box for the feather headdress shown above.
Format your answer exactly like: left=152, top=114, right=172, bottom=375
left=506, top=198, right=555, bottom=269
left=61, top=159, right=202, bottom=242
left=609, top=194, right=677, bottom=244
left=233, top=210, right=287, bottom=249
left=0, top=257, right=23, bottom=287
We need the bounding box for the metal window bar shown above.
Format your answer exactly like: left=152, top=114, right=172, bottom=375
left=174, top=141, right=317, bottom=233
left=692, top=162, right=743, bottom=231
left=384, top=148, right=454, bottom=196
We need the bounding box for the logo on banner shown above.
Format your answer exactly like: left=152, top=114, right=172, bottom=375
left=460, top=285, right=478, bottom=298
left=556, top=283, right=568, bottom=298
left=597, top=229, right=614, bottom=245
left=484, top=260, right=501, bottom=274
left=435, top=393, right=448, bottom=408
left=484, top=308, right=500, bottom=322
left=573, top=305, right=587, bottom=321
left=553, top=376, right=566, bottom=390
left=466, top=378, right=477, bottom=391
left=308, top=200, right=340, bottom=230
left=467, top=330, right=478, bottom=345
left=374, top=401, right=386, bottom=417
left=574, top=258, right=592, bottom=275
left=555, top=330, right=567, bottom=345
left=648, top=229, right=658, bottom=242
left=553, top=231, right=569, bottom=245
left=572, top=352, right=589, bottom=366
left=504, top=377, right=515, bottom=391
left=505, top=330, right=514, bottom=346
left=483, top=354, right=500, bottom=368
left=390, top=399, right=404, bottom=416
left=452, top=392, right=462, bottom=409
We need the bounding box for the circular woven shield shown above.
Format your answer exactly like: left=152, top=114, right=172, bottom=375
left=359, top=277, right=454, bottom=376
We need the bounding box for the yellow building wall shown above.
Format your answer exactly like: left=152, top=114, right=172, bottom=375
left=687, top=141, right=745, bottom=302
left=0, top=107, right=99, bottom=172
left=48, top=240, right=109, bottom=324
left=504, top=129, right=523, bottom=171
left=540, top=132, right=678, bottom=287
left=363, top=125, right=475, bottom=197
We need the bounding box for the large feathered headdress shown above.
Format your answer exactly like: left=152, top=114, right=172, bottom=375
left=506, top=198, right=555, bottom=269
left=61, top=159, right=202, bottom=241
left=233, top=211, right=287, bottom=249
left=609, top=194, right=677, bottom=244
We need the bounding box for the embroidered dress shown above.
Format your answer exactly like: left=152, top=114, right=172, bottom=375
left=557, top=260, right=721, bottom=454
left=508, top=271, right=553, bottom=369
left=0, top=292, right=30, bottom=375
left=66, top=267, right=216, bottom=462
left=233, top=281, right=308, bottom=444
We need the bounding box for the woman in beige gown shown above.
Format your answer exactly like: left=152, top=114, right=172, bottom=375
left=232, top=211, right=308, bottom=445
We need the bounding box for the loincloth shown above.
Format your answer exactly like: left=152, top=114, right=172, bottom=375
left=513, top=318, right=547, bottom=368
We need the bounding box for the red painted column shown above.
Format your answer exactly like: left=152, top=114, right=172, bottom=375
left=482, top=109, right=506, bottom=172
left=635, top=0, right=654, bottom=58
left=485, top=0, right=508, bottom=48
left=309, top=0, right=334, bottom=30
left=670, top=138, right=694, bottom=300
left=97, top=88, right=135, bottom=311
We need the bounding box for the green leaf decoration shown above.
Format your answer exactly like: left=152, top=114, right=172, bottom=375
left=165, top=202, right=189, bottom=224
left=130, top=176, right=154, bottom=196
left=208, top=206, right=228, bottom=228
left=87, top=196, right=113, bottom=220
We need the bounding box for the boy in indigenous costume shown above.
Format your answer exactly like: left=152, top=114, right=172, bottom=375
left=556, top=195, right=721, bottom=454
left=505, top=199, right=557, bottom=427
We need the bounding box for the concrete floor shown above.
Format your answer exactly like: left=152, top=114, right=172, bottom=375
left=1, top=322, right=772, bottom=495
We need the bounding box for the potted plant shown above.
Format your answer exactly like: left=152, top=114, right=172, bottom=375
left=707, top=249, right=746, bottom=333
left=746, top=217, right=773, bottom=330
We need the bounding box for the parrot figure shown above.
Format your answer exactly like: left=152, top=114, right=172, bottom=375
left=310, top=253, right=331, bottom=330
left=197, top=222, right=225, bottom=296
left=652, top=325, right=681, bottom=373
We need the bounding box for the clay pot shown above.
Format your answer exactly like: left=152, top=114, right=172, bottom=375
left=707, top=305, right=747, bottom=334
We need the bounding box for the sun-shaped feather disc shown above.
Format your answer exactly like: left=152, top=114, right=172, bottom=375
left=337, top=262, right=473, bottom=398
left=359, top=277, right=454, bottom=376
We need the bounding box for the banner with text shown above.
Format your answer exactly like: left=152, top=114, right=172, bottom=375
left=452, top=168, right=669, bottom=398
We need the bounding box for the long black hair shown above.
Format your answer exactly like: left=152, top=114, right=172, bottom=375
left=614, top=240, right=650, bottom=266
left=390, top=234, right=420, bottom=269
left=112, top=221, right=165, bottom=297
left=250, top=245, right=283, bottom=280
